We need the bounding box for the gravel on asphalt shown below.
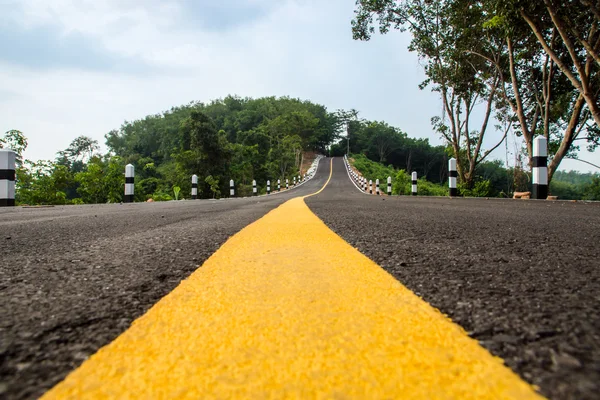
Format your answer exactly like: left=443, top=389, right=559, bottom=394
left=305, top=157, right=600, bottom=400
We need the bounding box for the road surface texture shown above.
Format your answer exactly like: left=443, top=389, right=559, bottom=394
left=0, top=167, right=328, bottom=400
left=305, top=157, right=600, bottom=400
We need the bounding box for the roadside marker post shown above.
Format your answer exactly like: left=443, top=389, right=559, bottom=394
left=532, top=136, right=548, bottom=200
left=278, top=179, right=281, bottom=192
left=124, top=164, right=134, bottom=203
left=230, top=180, right=235, bottom=197
left=412, top=172, right=418, bottom=196
left=0, top=149, right=16, bottom=207
left=376, top=179, right=380, bottom=195
left=252, top=180, right=257, bottom=196
left=369, top=180, right=373, bottom=195
left=363, top=178, right=367, bottom=192
left=286, top=179, right=289, bottom=190
left=191, top=175, right=198, bottom=200
left=387, top=176, right=392, bottom=196
left=449, top=158, right=458, bottom=197
left=293, top=177, right=296, bottom=186
left=267, top=180, right=271, bottom=195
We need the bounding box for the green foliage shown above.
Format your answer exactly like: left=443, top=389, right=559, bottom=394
left=205, top=175, right=220, bottom=199
left=351, top=154, right=447, bottom=196
left=74, top=156, right=125, bottom=204
left=582, top=178, right=600, bottom=201
left=173, top=186, right=181, bottom=200
left=151, top=192, right=173, bottom=202
left=0, top=130, right=28, bottom=166
left=392, top=170, right=411, bottom=195
left=417, top=179, right=449, bottom=196
left=459, top=180, right=494, bottom=197
left=549, top=180, right=582, bottom=200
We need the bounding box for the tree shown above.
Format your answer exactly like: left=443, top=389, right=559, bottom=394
left=334, top=109, right=359, bottom=155
left=0, top=130, right=28, bottom=166
left=58, top=135, right=100, bottom=164
left=479, top=0, right=599, bottom=182
left=353, top=0, right=508, bottom=188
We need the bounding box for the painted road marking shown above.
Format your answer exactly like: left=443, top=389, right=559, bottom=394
left=42, top=159, right=542, bottom=399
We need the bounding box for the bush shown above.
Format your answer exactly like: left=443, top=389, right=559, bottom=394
left=351, top=153, right=448, bottom=197
left=392, top=170, right=411, bottom=195
left=459, top=180, right=493, bottom=197
left=152, top=192, right=173, bottom=202
left=417, top=179, right=448, bottom=196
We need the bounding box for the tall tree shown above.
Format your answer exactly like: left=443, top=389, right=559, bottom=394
left=353, top=0, right=508, bottom=188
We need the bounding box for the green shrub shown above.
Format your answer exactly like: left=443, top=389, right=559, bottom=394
left=392, top=170, right=411, bottom=195
left=417, top=179, right=448, bottom=196
left=459, top=180, right=493, bottom=197
left=152, top=192, right=173, bottom=202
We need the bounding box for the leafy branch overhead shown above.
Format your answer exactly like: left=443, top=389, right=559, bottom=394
left=353, top=0, right=599, bottom=187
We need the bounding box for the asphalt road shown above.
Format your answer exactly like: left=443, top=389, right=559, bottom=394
left=2, top=156, right=599, bottom=400
left=305, top=158, right=600, bottom=400
left=0, top=167, right=329, bottom=400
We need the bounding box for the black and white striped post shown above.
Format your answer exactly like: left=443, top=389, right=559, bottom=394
left=191, top=174, right=198, bottom=200
left=387, top=176, right=392, bottom=196
left=124, top=164, right=134, bottom=203
left=363, top=178, right=367, bottom=192
left=230, top=179, right=235, bottom=197
left=0, top=149, right=16, bottom=207
left=376, top=179, right=380, bottom=195
left=267, top=180, right=271, bottom=195
left=252, top=180, right=257, bottom=196
left=304, top=174, right=306, bottom=181
left=293, top=177, right=296, bottom=186
left=449, top=158, right=458, bottom=197
left=278, top=179, right=281, bottom=192
left=286, top=179, right=289, bottom=190
left=532, top=136, right=548, bottom=200
left=412, top=172, right=418, bottom=196
left=369, top=180, right=373, bottom=194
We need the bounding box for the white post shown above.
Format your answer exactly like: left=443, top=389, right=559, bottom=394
left=0, top=149, right=16, bottom=207
left=252, top=179, right=257, bottom=196
left=124, top=164, right=134, bottom=203
left=230, top=179, right=235, bottom=197
left=191, top=175, right=198, bottom=200
left=293, top=177, right=296, bottom=186
left=412, top=172, right=418, bottom=196
left=278, top=179, right=281, bottom=191
left=267, top=180, right=271, bottom=195
left=376, top=179, right=380, bottom=195
left=369, top=180, right=373, bottom=194
left=448, top=158, right=457, bottom=197
left=286, top=179, right=289, bottom=190
left=387, top=176, right=392, bottom=196
left=532, top=136, right=548, bottom=200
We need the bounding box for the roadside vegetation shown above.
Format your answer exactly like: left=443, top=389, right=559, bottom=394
left=1, top=96, right=338, bottom=204
left=351, top=0, right=600, bottom=196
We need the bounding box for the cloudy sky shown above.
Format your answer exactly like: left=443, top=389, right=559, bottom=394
left=1, top=0, right=597, bottom=172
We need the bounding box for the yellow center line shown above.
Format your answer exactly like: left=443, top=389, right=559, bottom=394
left=42, top=159, right=543, bottom=399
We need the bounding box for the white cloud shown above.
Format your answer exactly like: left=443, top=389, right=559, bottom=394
left=1, top=0, right=597, bottom=172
